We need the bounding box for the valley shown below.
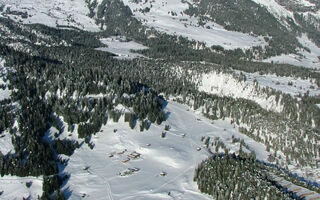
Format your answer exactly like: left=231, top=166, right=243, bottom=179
left=0, top=0, right=319, bottom=199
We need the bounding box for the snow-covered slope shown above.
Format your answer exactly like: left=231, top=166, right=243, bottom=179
left=194, top=71, right=284, bottom=112
left=251, top=0, right=319, bottom=24
left=0, top=0, right=99, bottom=31
left=194, top=70, right=320, bottom=112
left=60, top=101, right=270, bottom=199
left=96, top=36, right=148, bottom=59
left=0, top=131, right=14, bottom=155
left=269, top=174, right=320, bottom=200
left=0, top=176, right=43, bottom=200
left=121, top=0, right=266, bottom=50
left=263, top=34, right=320, bottom=69
left=243, top=72, right=320, bottom=96
left=0, top=59, right=11, bottom=101
left=1, top=0, right=318, bottom=67
left=121, top=0, right=320, bottom=67
left=251, top=0, right=295, bottom=22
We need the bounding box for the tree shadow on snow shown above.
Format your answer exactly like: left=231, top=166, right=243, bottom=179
left=63, top=186, right=73, bottom=199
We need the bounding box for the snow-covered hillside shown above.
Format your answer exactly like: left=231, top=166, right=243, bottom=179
left=264, top=34, right=320, bottom=69
left=194, top=71, right=284, bottom=112
left=251, top=0, right=295, bottom=22
left=0, top=176, right=43, bottom=200
left=96, top=36, right=148, bottom=59
left=242, top=72, right=320, bottom=97
left=0, top=0, right=99, bottom=31
left=0, top=59, right=11, bottom=101
left=59, top=101, right=270, bottom=200
left=121, top=0, right=266, bottom=50
left=1, top=101, right=318, bottom=199
left=0, top=131, right=14, bottom=155
left=251, top=0, right=319, bottom=24
left=1, top=0, right=319, bottom=67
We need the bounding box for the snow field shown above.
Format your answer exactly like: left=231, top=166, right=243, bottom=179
left=242, top=71, right=320, bottom=96
left=0, top=59, right=11, bottom=101
left=263, top=34, right=320, bottom=69
left=0, top=0, right=99, bottom=31
left=0, top=176, right=43, bottom=200
left=0, top=131, right=14, bottom=155
left=60, top=101, right=271, bottom=199
left=195, top=71, right=284, bottom=112
left=96, top=36, right=148, bottom=59
left=122, top=0, right=266, bottom=50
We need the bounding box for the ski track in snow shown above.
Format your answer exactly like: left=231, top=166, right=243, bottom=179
left=0, top=176, right=43, bottom=200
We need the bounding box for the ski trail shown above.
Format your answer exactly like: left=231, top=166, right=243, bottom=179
left=87, top=169, right=114, bottom=200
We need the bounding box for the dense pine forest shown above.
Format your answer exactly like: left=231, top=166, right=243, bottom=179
left=194, top=153, right=293, bottom=199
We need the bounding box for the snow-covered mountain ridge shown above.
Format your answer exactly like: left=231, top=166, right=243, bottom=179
left=1, top=0, right=320, bottom=68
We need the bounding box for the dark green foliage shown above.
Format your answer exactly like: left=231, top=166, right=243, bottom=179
left=25, top=181, right=32, bottom=188
left=294, top=13, right=320, bottom=47
left=42, top=175, right=63, bottom=198
left=51, top=116, right=63, bottom=133
left=194, top=154, right=292, bottom=199
left=86, top=0, right=98, bottom=18
left=140, top=120, right=149, bottom=132
left=125, top=113, right=136, bottom=129
left=184, top=0, right=302, bottom=57
left=88, top=142, right=94, bottom=150
left=53, top=139, right=76, bottom=156
left=78, top=123, right=101, bottom=139
left=52, top=190, right=66, bottom=200
left=0, top=101, right=14, bottom=133
left=0, top=68, right=58, bottom=177
left=96, top=0, right=134, bottom=34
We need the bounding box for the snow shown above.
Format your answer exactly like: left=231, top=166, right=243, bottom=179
left=263, top=34, right=320, bottom=69
left=114, top=104, right=132, bottom=113
left=243, top=72, right=320, bottom=96
left=196, top=71, right=284, bottom=112
left=0, top=131, right=14, bottom=155
left=297, top=34, right=320, bottom=68
left=96, top=36, right=148, bottom=59
left=0, top=59, right=11, bottom=101
left=122, top=0, right=266, bottom=50
left=0, top=175, right=43, bottom=200
left=0, top=0, right=99, bottom=32
left=297, top=0, right=316, bottom=7
left=61, top=101, right=271, bottom=199
left=251, top=0, right=295, bottom=22
left=270, top=174, right=320, bottom=200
